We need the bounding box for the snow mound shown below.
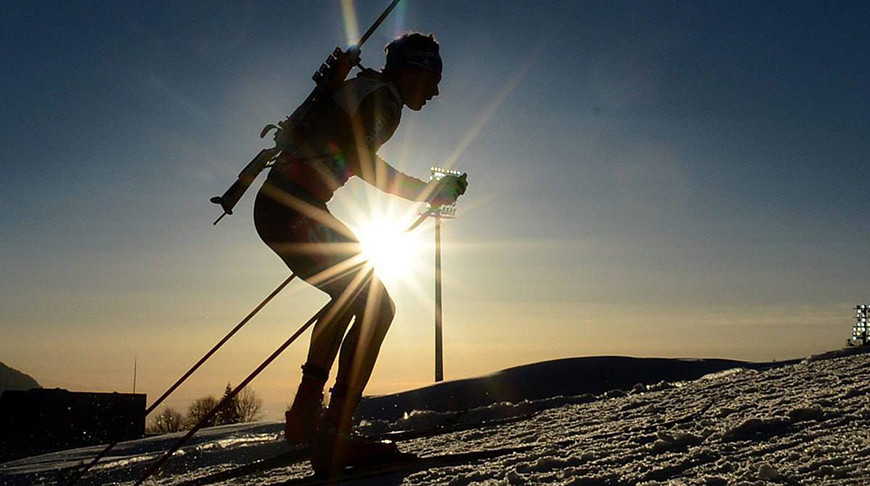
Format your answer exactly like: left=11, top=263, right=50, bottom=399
left=4, top=350, right=870, bottom=485
left=358, top=356, right=754, bottom=421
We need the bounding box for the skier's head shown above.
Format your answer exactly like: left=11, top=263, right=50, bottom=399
left=383, top=33, right=442, bottom=111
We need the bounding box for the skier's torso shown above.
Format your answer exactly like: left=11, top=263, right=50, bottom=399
left=268, top=69, right=403, bottom=203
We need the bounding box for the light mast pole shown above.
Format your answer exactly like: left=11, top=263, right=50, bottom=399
left=425, top=167, right=462, bottom=382
left=434, top=214, right=444, bottom=382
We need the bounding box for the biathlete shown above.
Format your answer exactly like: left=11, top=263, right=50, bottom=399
left=253, top=33, right=467, bottom=472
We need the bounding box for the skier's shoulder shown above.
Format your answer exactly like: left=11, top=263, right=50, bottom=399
left=334, top=69, right=401, bottom=118
left=350, top=69, right=401, bottom=102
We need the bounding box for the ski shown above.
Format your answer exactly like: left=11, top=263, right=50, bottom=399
left=178, top=411, right=541, bottom=485
left=175, top=445, right=310, bottom=486
left=375, top=408, right=541, bottom=442
left=282, top=444, right=536, bottom=485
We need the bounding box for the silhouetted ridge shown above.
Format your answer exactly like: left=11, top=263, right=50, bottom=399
left=358, top=356, right=799, bottom=421
left=0, top=362, right=40, bottom=395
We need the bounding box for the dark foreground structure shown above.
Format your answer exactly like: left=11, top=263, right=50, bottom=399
left=0, top=389, right=145, bottom=462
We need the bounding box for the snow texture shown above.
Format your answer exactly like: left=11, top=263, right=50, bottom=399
left=3, top=349, right=870, bottom=485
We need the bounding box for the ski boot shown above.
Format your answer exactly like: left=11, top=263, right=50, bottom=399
left=284, top=363, right=328, bottom=444
left=309, top=385, right=413, bottom=475
left=310, top=427, right=408, bottom=475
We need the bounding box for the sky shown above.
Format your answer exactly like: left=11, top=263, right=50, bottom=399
left=2, top=1, right=869, bottom=421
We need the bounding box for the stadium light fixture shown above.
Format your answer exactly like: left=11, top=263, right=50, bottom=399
left=424, top=166, right=462, bottom=382
left=848, top=303, right=870, bottom=347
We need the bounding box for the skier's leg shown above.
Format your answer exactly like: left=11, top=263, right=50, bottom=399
left=310, top=283, right=402, bottom=474
left=324, top=278, right=395, bottom=435
left=284, top=274, right=372, bottom=442
left=284, top=259, right=373, bottom=443
left=305, top=300, right=355, bottom=372
left=255, top=187, right=373, bottom=442
left=303, top=255, right=377, bottom=373
left=283, top=362, right=328, bottom=443
left=342, top=282, right=395, bottom=393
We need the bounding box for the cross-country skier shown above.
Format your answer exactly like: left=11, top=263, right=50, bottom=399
left=253, top=33, right=467, bottom=472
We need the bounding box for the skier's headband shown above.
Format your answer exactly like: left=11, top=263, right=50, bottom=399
left=402, top=51, right=443, bottom=75
left=385, top=33, right=442, bottom=76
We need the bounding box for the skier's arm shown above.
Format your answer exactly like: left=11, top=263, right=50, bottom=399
left=345, top=89, right=429, bottom=201
left=357, top=155, right=467, bottom=205
left=357, top=155, right=429, bottom=201
left=347, top=86, right=468, bottom=204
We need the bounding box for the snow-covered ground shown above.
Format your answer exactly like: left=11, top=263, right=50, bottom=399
left=3, top=349, right=870, bottom=485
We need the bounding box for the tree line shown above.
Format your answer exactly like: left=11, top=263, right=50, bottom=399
left=147, top=383, right=263, bottom=434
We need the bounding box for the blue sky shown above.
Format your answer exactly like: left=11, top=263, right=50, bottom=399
left=2, top=1, right=868, bottom=419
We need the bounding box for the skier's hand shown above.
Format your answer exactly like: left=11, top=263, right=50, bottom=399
left=272, top=117, right=294, bottom=147
left=427, top=173, right=468, bottom=206
left=324, top=46, right=361, bottom=90
left=333, top=46, right=360, bottom=72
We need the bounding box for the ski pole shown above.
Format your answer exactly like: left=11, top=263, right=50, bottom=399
left=132, top=305, right=326, bottom=486
left=133, top=266, right=374, bottom=485
left=358, top=0, right=403, bottom=47
left=91, top=178, right=432, bottom=483
left=66, top=274, right=296, bottom=486
left=119, top=211, right=438, bottom=484
left=406, top=207, right=437, bottom=233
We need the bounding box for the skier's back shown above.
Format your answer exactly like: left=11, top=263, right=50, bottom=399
left=253, top=33, right=466, bottom=473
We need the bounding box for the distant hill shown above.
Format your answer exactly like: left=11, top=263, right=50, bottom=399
left=358, top=355, right=801, bottom=421
left=0, top=362, right=41, bottom=395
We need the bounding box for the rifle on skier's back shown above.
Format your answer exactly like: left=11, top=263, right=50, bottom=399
left=210, top=0, right=402, bottom=225
left=209, top=46, right=359, bottom=225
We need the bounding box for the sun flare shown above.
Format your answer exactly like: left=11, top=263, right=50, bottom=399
left=351, top=212, right=428, bottom=289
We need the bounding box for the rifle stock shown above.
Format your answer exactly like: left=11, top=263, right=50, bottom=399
left=211, top=147, right=279, bottom=223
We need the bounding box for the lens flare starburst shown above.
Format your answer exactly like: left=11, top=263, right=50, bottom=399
left=348, top=207, right=429, bottom=291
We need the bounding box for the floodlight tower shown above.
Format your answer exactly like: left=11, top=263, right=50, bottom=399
left=425, top=167, right=461, bottom=382
left=848, top=304, right=869, bottom=347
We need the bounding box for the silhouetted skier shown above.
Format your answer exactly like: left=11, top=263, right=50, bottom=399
left=253, top=33, right=467, bottom=473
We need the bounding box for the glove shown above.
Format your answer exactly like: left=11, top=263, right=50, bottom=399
left=427, top=173, right=468, bottom=206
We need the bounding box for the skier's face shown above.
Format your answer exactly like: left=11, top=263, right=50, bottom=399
left=399, top=69, right=441, bottom=111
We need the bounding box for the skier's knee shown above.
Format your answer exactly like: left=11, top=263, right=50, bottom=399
left=371, top=279, right=395, bottom=321
left=364, top=280, right=394, bottom=314
left=345, top=279, right=395, bottom=332
left=380, top=292, right=396, bottom=324
left=362, top=287, right=395, bottom=331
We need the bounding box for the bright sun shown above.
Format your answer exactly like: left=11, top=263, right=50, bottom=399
left=352, top=214, right=427, bottom=288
